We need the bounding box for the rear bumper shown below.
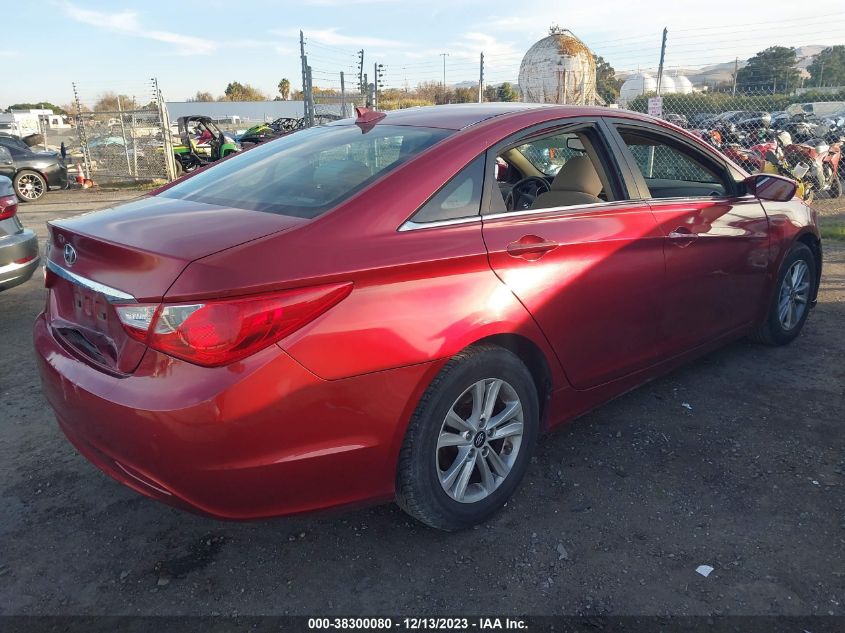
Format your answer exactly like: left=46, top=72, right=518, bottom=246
left=0, top=229, right=39, bottom=291
left=33, top=313, right=436, bottom=519
left=45, top=164, right=68, bottom=190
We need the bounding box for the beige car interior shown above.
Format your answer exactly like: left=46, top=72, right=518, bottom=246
left=531, top=155, right=604, bottom=209
left=498, top=129, right=615, bottom=211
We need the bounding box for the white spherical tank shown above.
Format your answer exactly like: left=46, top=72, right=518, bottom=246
left=674, top=75, right=693, bottom=94
left=619, top=73, right=657, bottom=103
left=658, top=74, right=676, bottom=94
left=518, top=28, right=598, bottom=104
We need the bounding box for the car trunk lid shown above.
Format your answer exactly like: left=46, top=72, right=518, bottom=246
left=45, top=195, right=306, bottom=374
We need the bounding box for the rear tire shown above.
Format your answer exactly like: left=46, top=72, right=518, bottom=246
left=749, top=242, right=816, bottom=346
left=396, top=345, right=539, bottom=531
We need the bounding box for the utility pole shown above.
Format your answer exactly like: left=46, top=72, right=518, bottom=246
left=374, top=63, right=384, bottom=110
left=356, top=49, right=365, bottom=94
left=305, top=65, right=314, bottom=127
left=732, top=57, right=738, bottom=95
left=363, top=73, right=369, bottom=106
left=818, top=60, right=825, bottom=88
left=340, top=71, right=346, bottom=117
left=440, top=52, right=449, bottom=103
left=478, top=52, right=484, bottom=103
left=300, top=31, right=308, bottom=120
left=655, top=27, right=668, bottom=96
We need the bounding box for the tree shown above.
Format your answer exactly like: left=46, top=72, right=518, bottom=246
left=278, top=78, right=291, bottom=100
left=736, top=46, right=800, bottom=93
left=6, top=102, right=68, bottom=115
left=187, top=91, right=215, bottom=102
left=484, top=85, right=499, bottom=102
left=221, top=82, right=267, bottom=101
left=93, top=92, right=135, bottom=112
left=594, top=55, right=619, bottom=102
left=497, top=82, right=519, bottom=102
left=453, top=87, right=477, bottom=103
left=807, top=45, right=845, bottom=88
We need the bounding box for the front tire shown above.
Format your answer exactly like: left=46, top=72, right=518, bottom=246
left=750, top=242, right=816, bottom=346
left=13, top=170, right=46, bottom=202
left=396, top=345, right=539, bottom=531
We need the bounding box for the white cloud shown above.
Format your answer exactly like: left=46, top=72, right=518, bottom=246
left=275, top=27, right=403, bottom=48
left=63, top=3, right=216, bottom=55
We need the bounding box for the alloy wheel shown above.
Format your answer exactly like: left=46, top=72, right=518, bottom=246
left=16, top=174, right=44, bottom=200
left=777, top=260, right=810, bottom=331
left=436, top=378, right=524, bottom=504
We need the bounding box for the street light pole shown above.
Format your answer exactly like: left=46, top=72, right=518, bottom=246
left=440, top=53, right=449, bottom=103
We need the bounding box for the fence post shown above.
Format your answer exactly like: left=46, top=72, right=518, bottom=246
left=340, top=71, right=347, bottom=118
left=72, top=82, right=92, bottom=180
left=154, top=79, right=177, bottom=181
left=116, top=96, right=133, bottom=177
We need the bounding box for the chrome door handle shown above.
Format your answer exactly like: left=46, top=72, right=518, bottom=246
left=507, top=236, right=558, bottom=260
left=668, top=227, right=699, bottom=239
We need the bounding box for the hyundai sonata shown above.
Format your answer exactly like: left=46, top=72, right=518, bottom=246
left=34, top=104, right=821, bottom=530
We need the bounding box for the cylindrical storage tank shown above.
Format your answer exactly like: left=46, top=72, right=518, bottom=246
left=518, top=29, right=598, bottom=105
left=619, top=73, right=657, bottom=103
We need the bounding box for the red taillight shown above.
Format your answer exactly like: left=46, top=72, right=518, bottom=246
left=115, top=283, right=352, bottom=367
left=0, top=194, right=17, bottom=220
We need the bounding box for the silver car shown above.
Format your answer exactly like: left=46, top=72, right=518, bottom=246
left=0, top=175, right=39, bottom=291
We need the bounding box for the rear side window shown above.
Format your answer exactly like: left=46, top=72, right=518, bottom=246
left=410, top=155, right=486, bottom=224
left=160, top=125, right=451, bottom=218
left=615, top=127, right=730, bottom=198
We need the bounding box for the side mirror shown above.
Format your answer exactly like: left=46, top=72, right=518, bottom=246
left=745, top=173, right=797, bottom=202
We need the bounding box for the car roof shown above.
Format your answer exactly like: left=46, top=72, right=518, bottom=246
left=329, top=103, right=659, bottom=131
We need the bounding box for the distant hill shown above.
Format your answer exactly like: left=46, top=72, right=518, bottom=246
left=617, top=45, right=831, bottom=87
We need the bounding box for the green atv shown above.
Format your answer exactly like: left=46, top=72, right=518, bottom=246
left=238, top=117, right=304, bottom=148
left=172, top=116, right=239, bottom=176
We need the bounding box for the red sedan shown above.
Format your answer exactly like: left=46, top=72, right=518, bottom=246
left=34, top=104, right=821, bottom=530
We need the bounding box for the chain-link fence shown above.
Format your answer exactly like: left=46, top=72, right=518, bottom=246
left=621, top=88, right=845, bottom=200
left=71, top=80, right=175, bottom=183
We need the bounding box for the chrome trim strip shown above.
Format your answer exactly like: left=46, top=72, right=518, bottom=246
left=398, top=216, right=481, bottom=232
left=45, top=259, right=137, bottom=304
left=482, top=199, right=644, bottom=222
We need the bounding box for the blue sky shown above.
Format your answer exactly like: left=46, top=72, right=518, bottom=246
left=2, top=1, right=844, bottom=108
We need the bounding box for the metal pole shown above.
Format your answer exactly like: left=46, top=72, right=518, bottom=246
left=655, top=27, right=668, bottom=96
left=478, top=52, right=484, bottom=103
left=440, top=53, right=449, bottom=103
left=300, top=31, right=309, bottom=124
left=306, top=65, right=314, bottom=126
left=116, top=96, right=133, bottom=177
left=363, top=73, right=369, bottom=106
left=732, top=57, right=738, bottom=95
left=72, top=82, right=92, bottom=181
left=340, top=71, right=346, bottom=118
left=154, top=78, right=177, bottom=181
left=373, top=62, right=379, bottom=110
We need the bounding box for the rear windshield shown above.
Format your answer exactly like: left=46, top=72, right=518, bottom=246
left=160, top=124, right=451, bottom=218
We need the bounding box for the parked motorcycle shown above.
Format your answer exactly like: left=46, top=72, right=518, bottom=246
left=757, top=131, right=813, bottom=202
left=783, top=133, right=842, bottom=199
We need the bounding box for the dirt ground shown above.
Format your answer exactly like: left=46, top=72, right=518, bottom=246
left=0, top=189, right=843, bottom=616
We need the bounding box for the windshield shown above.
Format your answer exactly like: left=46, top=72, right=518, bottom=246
left=160, top=124, right=451, bottom=218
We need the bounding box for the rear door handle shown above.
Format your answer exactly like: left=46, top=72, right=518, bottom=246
left=668, top=226, right=699, bottom=239
left=506, top=235, right=558, bottom=260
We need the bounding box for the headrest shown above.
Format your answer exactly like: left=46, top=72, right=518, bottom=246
left=550, top=155, right=603, bottom=197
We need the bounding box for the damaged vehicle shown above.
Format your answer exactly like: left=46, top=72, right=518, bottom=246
left=35, top=104, right=821, bottom=531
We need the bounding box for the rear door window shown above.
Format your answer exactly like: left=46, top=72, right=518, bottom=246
left=613, top=126, right=731, bottom=199
left=160, top=125, right=451, bottom=218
